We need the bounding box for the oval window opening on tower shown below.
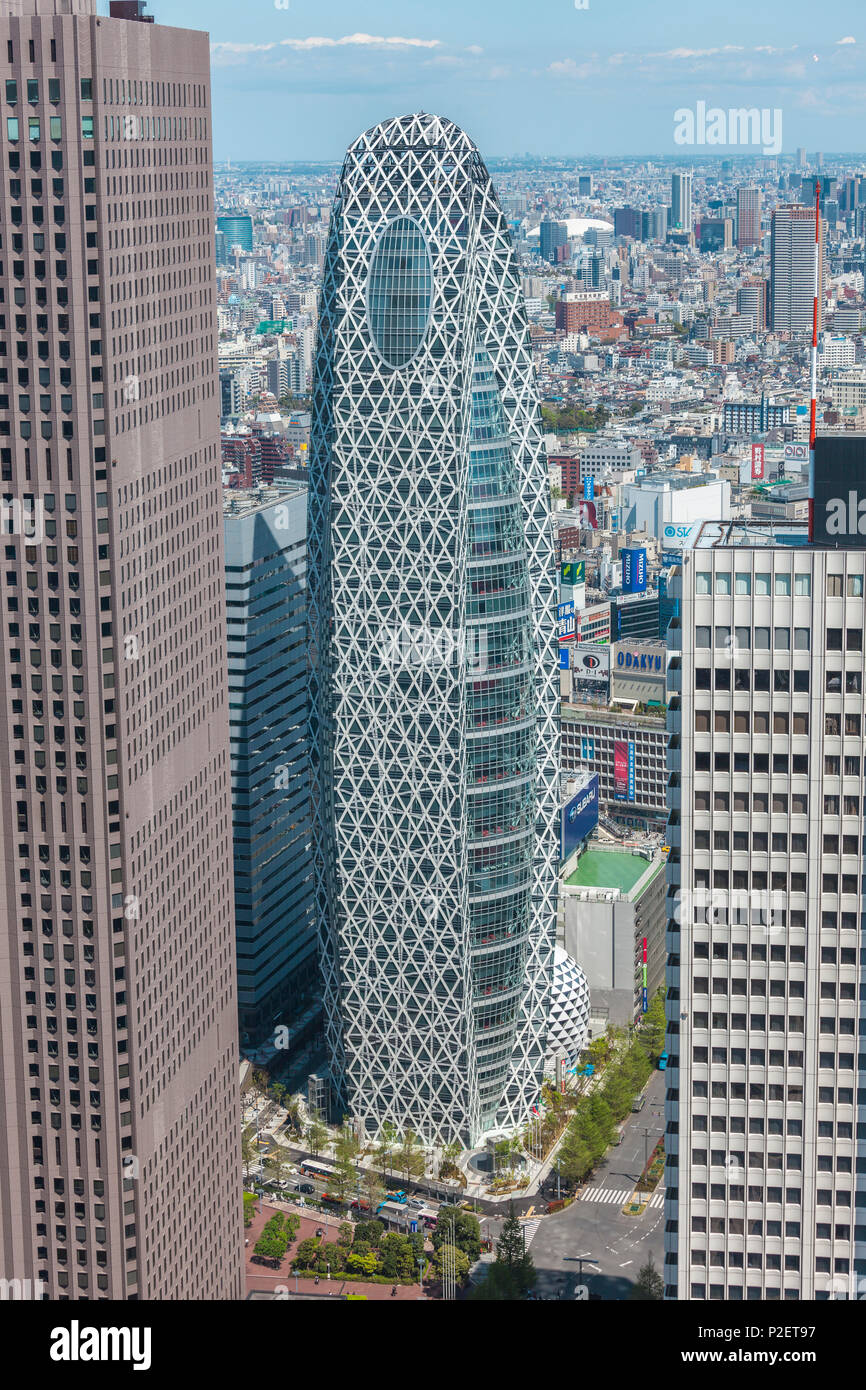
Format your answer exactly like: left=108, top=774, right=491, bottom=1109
left=366, top=216, right=433, bottom=368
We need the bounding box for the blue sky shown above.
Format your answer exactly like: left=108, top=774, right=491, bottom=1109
left=151, top=0, right=865, bottom=161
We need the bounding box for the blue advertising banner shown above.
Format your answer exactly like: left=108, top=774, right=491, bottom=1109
left=560, top=774, right=600, bottom=859
left=621, top=547, right=647, bottom=593
left=584, top=476, right=595, bottom=500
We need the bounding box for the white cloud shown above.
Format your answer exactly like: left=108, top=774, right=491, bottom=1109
left=836, top=36, right=857, bottom=45
left=549, top=56, right=596, bottom=79
left=211, top=33, right=442, bottom=60
left=278, top=33, right=441, bottom=51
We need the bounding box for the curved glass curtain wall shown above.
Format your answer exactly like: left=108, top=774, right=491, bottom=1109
left=466, top=341, right=536, bottom=1126
left=366, top=216, right=433, bottom=367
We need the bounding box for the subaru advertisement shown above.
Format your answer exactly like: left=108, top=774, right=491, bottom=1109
left=561, top=773, right=599, bottom=861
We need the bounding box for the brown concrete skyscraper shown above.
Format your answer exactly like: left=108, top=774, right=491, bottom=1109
left=0, top=1, right=243, bottom=1299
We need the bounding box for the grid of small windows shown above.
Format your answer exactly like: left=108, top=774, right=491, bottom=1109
left=667, top=553, right=864, bottom=1300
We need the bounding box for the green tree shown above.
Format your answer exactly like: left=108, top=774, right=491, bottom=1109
left=600, top=1072, right=633, bottom=1124
left=360, top=1168, right=385, bottom=1214
left=557, top=1127, right=592, bottom=1185
left=293, top=1236, right=322, bottom=1270
left=432, top=1208, right=480, bottom=1262
left=433, top=1243, right=470, bottom=1286
left=306, top=1118, right=328, bottom=1156
left=264, top=1144, right=293, bottom=1189
left=441, top=1138, right=463, bottom=1167
left=346, top=1250, right=378, bottom=1276
left=283, top=1095, right=303, bottom=1135
left=337, top=1221, right=354, bottom=1248
left=243, top=1191, right=257, bottom=1227
left=380, top=1233, right=415, bottom=1280
left=254, top=1215, right=289, bottom=1265
left=640, top=991, right=667, bottom=1061
left=395, top=1129, right=426, bottom=1184
left=353, top=1219, right=384, bottom=1249
left=376, top=1121, right=398, bottom=1183
left=331, top=1152, right=355, bottom=1202
left=629, top=1252, right=664, bottom=1300
left=470, top=1261, right=521, bottom=1300
left=492, top=1202, right=536, bottom=1299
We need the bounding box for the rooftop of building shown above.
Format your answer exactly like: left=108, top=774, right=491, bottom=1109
left=565, top=845, right=664, bottom=899
left=562, top=699, right=667, bottom=728
left=222, top=482, right=306, bottom=517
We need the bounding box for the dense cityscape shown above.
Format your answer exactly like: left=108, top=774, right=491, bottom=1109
left=1, top=0, right=866, bottom=1360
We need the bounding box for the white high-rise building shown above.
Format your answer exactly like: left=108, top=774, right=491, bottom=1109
left=771, top=206, right=825, bottom=335
left=665, top=542, right=866, bottom=1300
left=671, top=172, right=693, bottom=233
left=308, top=114, right=560, bottom=1146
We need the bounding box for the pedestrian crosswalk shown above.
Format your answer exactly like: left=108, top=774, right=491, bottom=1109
left=579, top=1187, right=665, bottom=1209
left=521, top=1217, right=543, bottom=1247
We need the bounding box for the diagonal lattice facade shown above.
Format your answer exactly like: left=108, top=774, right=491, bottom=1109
left=308, top=113, right=559, bottom=1147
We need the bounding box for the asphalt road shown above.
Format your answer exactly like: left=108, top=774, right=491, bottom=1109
left=528, top=1068, right=667, bottom=1301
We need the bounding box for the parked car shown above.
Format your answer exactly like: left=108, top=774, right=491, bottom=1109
left=407, top=1198, right=425, bottom=1210
left=631, top=1094, right=646, bottom=1113
left=295, top=1182, right=315, bottom=1195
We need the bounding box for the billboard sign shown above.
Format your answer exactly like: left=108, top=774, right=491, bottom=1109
left=558, top=614, right=576, bottom=643
left=614, top=642, right=665, bottom=675
left=561, top=561, right=585, bottom=588
left=583, top=476, right=595, bottom=500
left=628, top=740, right=636, bottom=801
left=751, top=443, right=765, bottom=480
left=784, top=442, right=809, bottom=465
left=560, top=773, right=600, bottom=860
left=557, top=600, right=575, bottom=621
left=661, top=521, right=701, bottom=550
left=621, top=546, right=647, bottom=593
left=613, top=740, right=629, bottom=800
left=811, top=436, right=866, bottom=545
left=559, top=647, right=570, bottom=670
left=572, top=642, right=610, bottom=678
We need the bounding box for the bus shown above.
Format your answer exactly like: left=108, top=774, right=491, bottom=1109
left=417, top=1209, right=438, bottom=1231
left=299, top=1159, right=336, bottom=1181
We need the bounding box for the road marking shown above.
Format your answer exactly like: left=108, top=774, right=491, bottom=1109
left=521, top=1218, right=542, bottom=1247
left=620, top=1260, right=633, bottom=1267
left=578, top=1186, right=666, bottom=1209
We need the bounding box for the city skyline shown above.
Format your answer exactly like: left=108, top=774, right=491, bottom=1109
left=143, top=0, right=866, bottom=162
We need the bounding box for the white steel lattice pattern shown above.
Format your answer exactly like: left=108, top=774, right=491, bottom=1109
left=308, top=113, right=560, bottom=1146
left=544, top=946, right=591, bottom=1075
